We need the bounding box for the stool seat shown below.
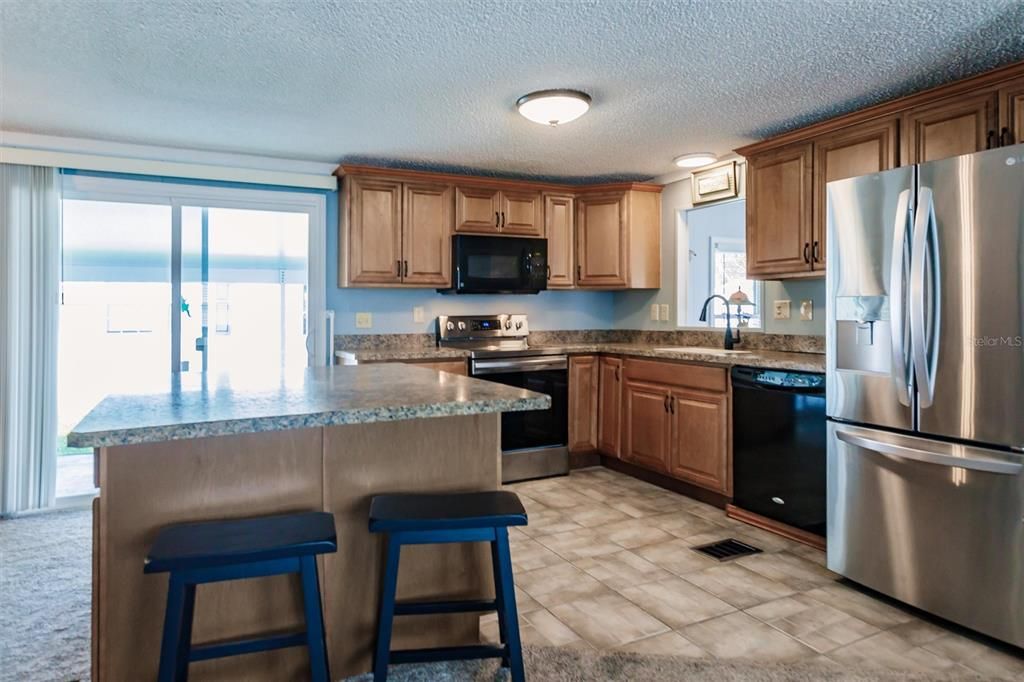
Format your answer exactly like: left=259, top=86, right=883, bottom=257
left=145, top=511, right=337, bottom=573
left=369, top=491, right=527, bottom=533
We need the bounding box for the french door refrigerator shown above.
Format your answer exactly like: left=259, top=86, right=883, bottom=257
left=826, top=144, right=1024, bottom=648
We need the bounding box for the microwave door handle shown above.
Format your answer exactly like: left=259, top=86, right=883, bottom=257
left=890, top=189, right=912, bottom=406
left=910, top=187, right=939, bottom=409
left=836, top=428, right=1022, bottom=475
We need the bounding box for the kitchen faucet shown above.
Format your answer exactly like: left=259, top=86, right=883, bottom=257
left=699, top=294, right=739, bottom=350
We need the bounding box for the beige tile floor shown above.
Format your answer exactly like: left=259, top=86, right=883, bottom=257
left=480, top=467, right=1024, bottom=679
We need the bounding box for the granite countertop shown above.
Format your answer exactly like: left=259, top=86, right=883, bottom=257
left=67, top=365, right=550, bottom=448
left=336, top=343, right=825, bottom=373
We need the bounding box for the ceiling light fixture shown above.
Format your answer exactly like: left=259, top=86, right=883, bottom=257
left=516, top=89, right=592, bottom=126
left=674, top=152, right=718, bottom=168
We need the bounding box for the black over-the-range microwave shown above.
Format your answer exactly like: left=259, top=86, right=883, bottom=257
left=440, top=235, right=548, bottom=294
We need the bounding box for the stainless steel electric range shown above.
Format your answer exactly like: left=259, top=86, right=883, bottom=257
left=438, top=314, right=568, bottom=483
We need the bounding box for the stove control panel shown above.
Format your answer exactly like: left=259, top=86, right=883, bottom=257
left=437, top=314, right=529, bottom=341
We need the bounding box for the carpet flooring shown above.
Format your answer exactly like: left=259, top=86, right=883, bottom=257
left=0, top=507, right=1003, bottom=681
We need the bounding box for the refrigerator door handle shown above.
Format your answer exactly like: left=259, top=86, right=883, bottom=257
left=910, top=186, right=940, bottom=408
left=836, top=428, right=1023, bottom=475
left=890, top=188, right=913, bottom=407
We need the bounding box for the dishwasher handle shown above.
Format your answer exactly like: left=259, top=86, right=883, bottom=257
left=731, top=367, right=825, bottom=395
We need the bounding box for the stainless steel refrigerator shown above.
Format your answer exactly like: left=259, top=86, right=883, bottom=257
left=826, top=144, right=1024, bottom=648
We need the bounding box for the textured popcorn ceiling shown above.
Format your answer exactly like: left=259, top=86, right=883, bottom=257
left=2, top=0, right=1024, bottom=182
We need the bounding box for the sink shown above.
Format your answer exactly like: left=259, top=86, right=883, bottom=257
left=653, top=346, right=753, bottom=355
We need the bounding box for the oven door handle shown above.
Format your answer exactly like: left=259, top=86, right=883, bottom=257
left=472, top=356, right=568, bottom=374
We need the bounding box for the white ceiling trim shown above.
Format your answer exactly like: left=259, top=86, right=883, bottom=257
left=0, top=131, right=337, bottom=190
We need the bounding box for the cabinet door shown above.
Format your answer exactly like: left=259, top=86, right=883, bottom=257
left=622, top=380, right=671, bottom=472
left=902, top=91, right=998, bottom=164
left=667, top=388, right=729, bottom=494
left=745, top=143, right=814, bottom=278
left=501, top=189, right=543, bottom=236
left=545, top=194, right=575, bottom=288
left=568, top=356, right=599, bottom=453
left=577, top=192, right=628, bottom=287
left=998, top=76, right=1024, bottom=146
left=813, top=117, right=898, bottom=271
left=454, top=185, right=501, bottom=233
left=402, top=182, right=452, bottom=286
left=597, top=357, right=622, bottom=457
left=348, top=176, right=403, bottom=284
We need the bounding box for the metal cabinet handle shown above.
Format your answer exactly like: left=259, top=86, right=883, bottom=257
left=1001, top=126, right=1013, bottom=147
left=615, top=365, right=620, bottom=381
left=495, top=211, right=500, bottom=227
left=577, top=264, right=582, bottom=281
left=986, top=129, right=996, bottom=149
left=396, top=259, right=402, bottom=276
left=404, top=260, right=409, bottom=277
left=803, top=242, right=810, bottom=264
left=812, top=240, right=820, bottom=263
left=663, top=395, right=669, bottom=412
left=501, top=211, right=506, bottom=228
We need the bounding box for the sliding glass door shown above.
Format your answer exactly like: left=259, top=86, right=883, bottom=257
left=56, top=175, right=327, bottom=499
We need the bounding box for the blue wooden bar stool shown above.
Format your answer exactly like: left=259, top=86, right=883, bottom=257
left=144, top=511, right=337, bottom=682
left=369, top=490, right=527, bottom=682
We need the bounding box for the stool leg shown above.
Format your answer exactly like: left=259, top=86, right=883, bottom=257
left=494, top=527, right=524, bottom=682
left=373, top=536, right=402, bottom=682
left=176, top=583, right=196, bottom=682
left=157, top=573, right=192, bottom=682
left=300, top=556, right=330, bottom=682
left=490, top=540, right=509, bottom=667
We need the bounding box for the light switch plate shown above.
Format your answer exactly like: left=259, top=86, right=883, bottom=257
left=773, top=300, right=791, bottom=320
left=650, top=304, right=659, bottom=321
left=800, top=300, right=814, bottom=321
left=413, top=306, right=425, bottom=323
left=659, top=304, right=670, bottom=322
left=355, top=312, right=372, bottom=329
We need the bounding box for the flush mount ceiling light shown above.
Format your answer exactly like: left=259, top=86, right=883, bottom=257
left=674, top=152, right=718, bottom=168
left=516, top=89, right=592, bottom=126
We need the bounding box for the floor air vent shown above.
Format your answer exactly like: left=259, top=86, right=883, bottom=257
left=692, top=538, right=762, bottom=561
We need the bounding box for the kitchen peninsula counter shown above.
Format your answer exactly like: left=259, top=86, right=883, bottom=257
left=69, top=365, right=548, bottom=681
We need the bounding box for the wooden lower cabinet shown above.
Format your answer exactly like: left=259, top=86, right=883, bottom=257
left=597, top=357, right=622, bottom=457
left=568, top=355, right=599, bottom=453
left=622, top=380, right=671, bottom=472
left=620, top=359, right=730, bottom=495
left=668, top=388, right=729, bottom=495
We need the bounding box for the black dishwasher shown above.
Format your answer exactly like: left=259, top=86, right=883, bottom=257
left=731, top=367, right=826, bottom=537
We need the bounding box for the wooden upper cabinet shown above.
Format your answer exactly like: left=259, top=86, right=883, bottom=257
left=622, top=379, right=671, bottom=472
left=902, top=91, right=998, bottom=164
left=998, top=76, right=1024, bottom=146
left=667, top=388, right=729, bottom=495
left=746, top=143, right=814, bottom=278
left=597, top=356, right=622, bottom=457
left=577, top=191, right=628, bottom=287
left=347, top=176, right=403, bottom=284
left=402, top=182, right=452, bottom=286
left=500, top=189, right=543, bottom=236
left=545, top=194, right=575, bottom=288
left=568, top=355, right=599, bottom=453
left=812, top=117, right=899, bottom=270
left=454, top=185, right=501, bottom=233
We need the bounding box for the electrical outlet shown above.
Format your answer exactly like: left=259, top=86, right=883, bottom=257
left=773, top=300, right=791, bottom=320
left=659, top=304, right=670, bottom=322
left=800, top=300, right=814, bottom=321
left=355, top=312, right=372, bottom=329
left=650, top=304, right=659, bottom=321
left=413, top=306, right=425, bottom=323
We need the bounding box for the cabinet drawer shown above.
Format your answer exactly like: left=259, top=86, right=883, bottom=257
left=624, top=358, right=727, bottom=393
